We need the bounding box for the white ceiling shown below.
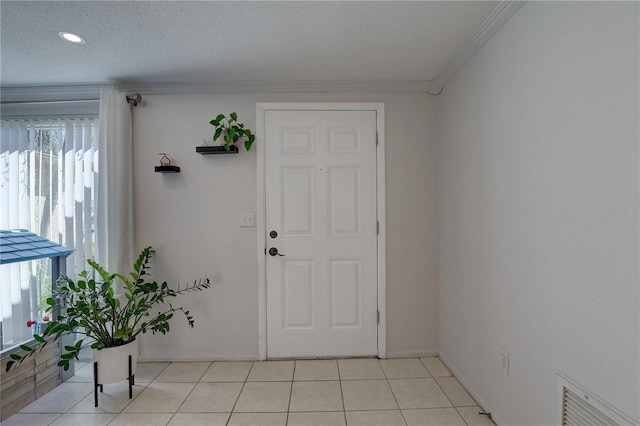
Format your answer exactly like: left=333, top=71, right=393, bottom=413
left=1, top=1, right=499, bottom=89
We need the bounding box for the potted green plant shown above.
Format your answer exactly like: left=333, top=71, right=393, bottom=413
left=5, top=246, right=210, bottom=384
left=210, top=112, right=256, bottom=151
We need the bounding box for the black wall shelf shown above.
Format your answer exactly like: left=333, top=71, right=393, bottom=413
left=196, top=146, right=239, bottom=154
left=155, top=166, right=181, bottom=173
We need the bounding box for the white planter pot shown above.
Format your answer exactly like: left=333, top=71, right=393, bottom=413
left=92, top=339, right=138, bottom=384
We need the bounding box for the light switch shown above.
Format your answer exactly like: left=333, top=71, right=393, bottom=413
left=240, top=212, right=255, bottom=227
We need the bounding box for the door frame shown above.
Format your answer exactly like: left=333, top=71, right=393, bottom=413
left=256, top=102, right=386, bottom=360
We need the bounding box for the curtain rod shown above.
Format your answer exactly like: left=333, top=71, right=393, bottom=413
left=126, top=93, right=142, bottom=106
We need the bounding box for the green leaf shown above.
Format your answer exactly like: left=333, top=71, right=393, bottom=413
left=215, top=113, right=225, bottom=122
left=133, top=247, right=149, bottom=273
left=230, top=112, right=237, bottom=121
left=34, top=335, right=45, bottom=343
left=10, top=354, right=21, bottom=360
left=214, top=127, right=222, bottom=141
left=20, top=344, right=34, bottom=352
left=114, top=328, right=132, bottom=340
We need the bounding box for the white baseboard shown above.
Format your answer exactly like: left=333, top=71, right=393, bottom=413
left=267, top=350, right=378, bottom=359
left=138, top=351, right=440, bottom=362
left=385, top=349, right=439, bottom=359
left=438, top=352, right=506, bottom=426
left=137, top=354, right=258, bottom=362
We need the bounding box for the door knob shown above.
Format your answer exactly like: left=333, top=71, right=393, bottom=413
left=269, top=247, right=284, bottom=257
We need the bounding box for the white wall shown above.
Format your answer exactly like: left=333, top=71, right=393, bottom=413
left=438, top=2, right=639, bottom=425
left=132, top=91, right=439, bottom=360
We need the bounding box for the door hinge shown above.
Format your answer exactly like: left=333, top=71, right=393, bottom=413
left=377, top=310, right=380, bottom=324
left=376, top=132, right=379, bottom=145
left=377, top=220, right=380, bottom=235
left=264, top=247, right=267, bottom=255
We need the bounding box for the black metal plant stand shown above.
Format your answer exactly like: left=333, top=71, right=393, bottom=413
left=93, top=355, right=135, bottom=407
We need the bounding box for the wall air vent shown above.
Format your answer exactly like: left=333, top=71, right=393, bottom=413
left=556, top=373, right=636, bottom=426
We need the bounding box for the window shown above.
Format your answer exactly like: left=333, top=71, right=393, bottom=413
left=0, top=118, right=98, bottom=351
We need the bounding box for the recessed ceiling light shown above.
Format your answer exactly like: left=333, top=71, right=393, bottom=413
left=59, top=31, right=85, bottom=44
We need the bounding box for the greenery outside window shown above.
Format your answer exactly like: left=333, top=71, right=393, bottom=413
left=0, top=118, right=98, bottom=353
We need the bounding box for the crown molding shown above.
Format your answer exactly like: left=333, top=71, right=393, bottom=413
left=428, top=0, right=526, bottom=95
left=1, top=80, right=432, bottom=103
left=121, top=80, right=432, bottom=95
left=0, top=3, right=524, bottom=102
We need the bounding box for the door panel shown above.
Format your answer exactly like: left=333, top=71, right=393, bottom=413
left=281, top=167, right=314, bottom=236
left=328, top=166, right=361, bottom=237
left=329, top=258, right=362, bottom=328
left=266, top=110, right=377, bottom=357
left=282, top=259, right=315, bottom=329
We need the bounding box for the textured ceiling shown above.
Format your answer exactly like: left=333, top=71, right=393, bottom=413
left=1, top=1, right=497, bottom=87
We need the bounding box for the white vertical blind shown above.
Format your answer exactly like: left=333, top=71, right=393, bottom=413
left=0, top=118, right=98, bottom=349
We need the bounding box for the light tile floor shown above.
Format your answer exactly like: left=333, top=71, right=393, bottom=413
left=3, top=357, right=495, bottom=426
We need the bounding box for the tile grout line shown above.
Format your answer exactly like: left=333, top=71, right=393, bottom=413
left=169, top=360, right=209, bottom=426
left=62, top=383, right=94, bottom=415
left=285, top=361, right=296, bottom=425
left=453, top=406, right=472, bottom=426
left=418, top=356, right=438, bottom=378
left=46, top=413, right=63, bottom=426
left=118, top=357, right=173, bottom=425
left=430, top=360, right=474, bottom=426
left=226, top=361, right=253, bottom=425
left=336, top=359, right=348, bottom=425
left=117, top=361, right=201, bottom=426
left=381, top=359, right=409, bottom=426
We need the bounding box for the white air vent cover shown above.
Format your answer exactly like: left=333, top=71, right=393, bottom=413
left=556, top=373, right=636, bottom=426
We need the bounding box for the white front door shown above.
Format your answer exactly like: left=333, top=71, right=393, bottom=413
left=265, top=109, right=378, bottom=357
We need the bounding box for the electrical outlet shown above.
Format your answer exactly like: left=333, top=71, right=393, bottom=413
left=499, top=348, right=510, bottom=375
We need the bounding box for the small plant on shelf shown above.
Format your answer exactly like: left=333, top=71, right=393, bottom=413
left=209, top=112, right=255, bottom=151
